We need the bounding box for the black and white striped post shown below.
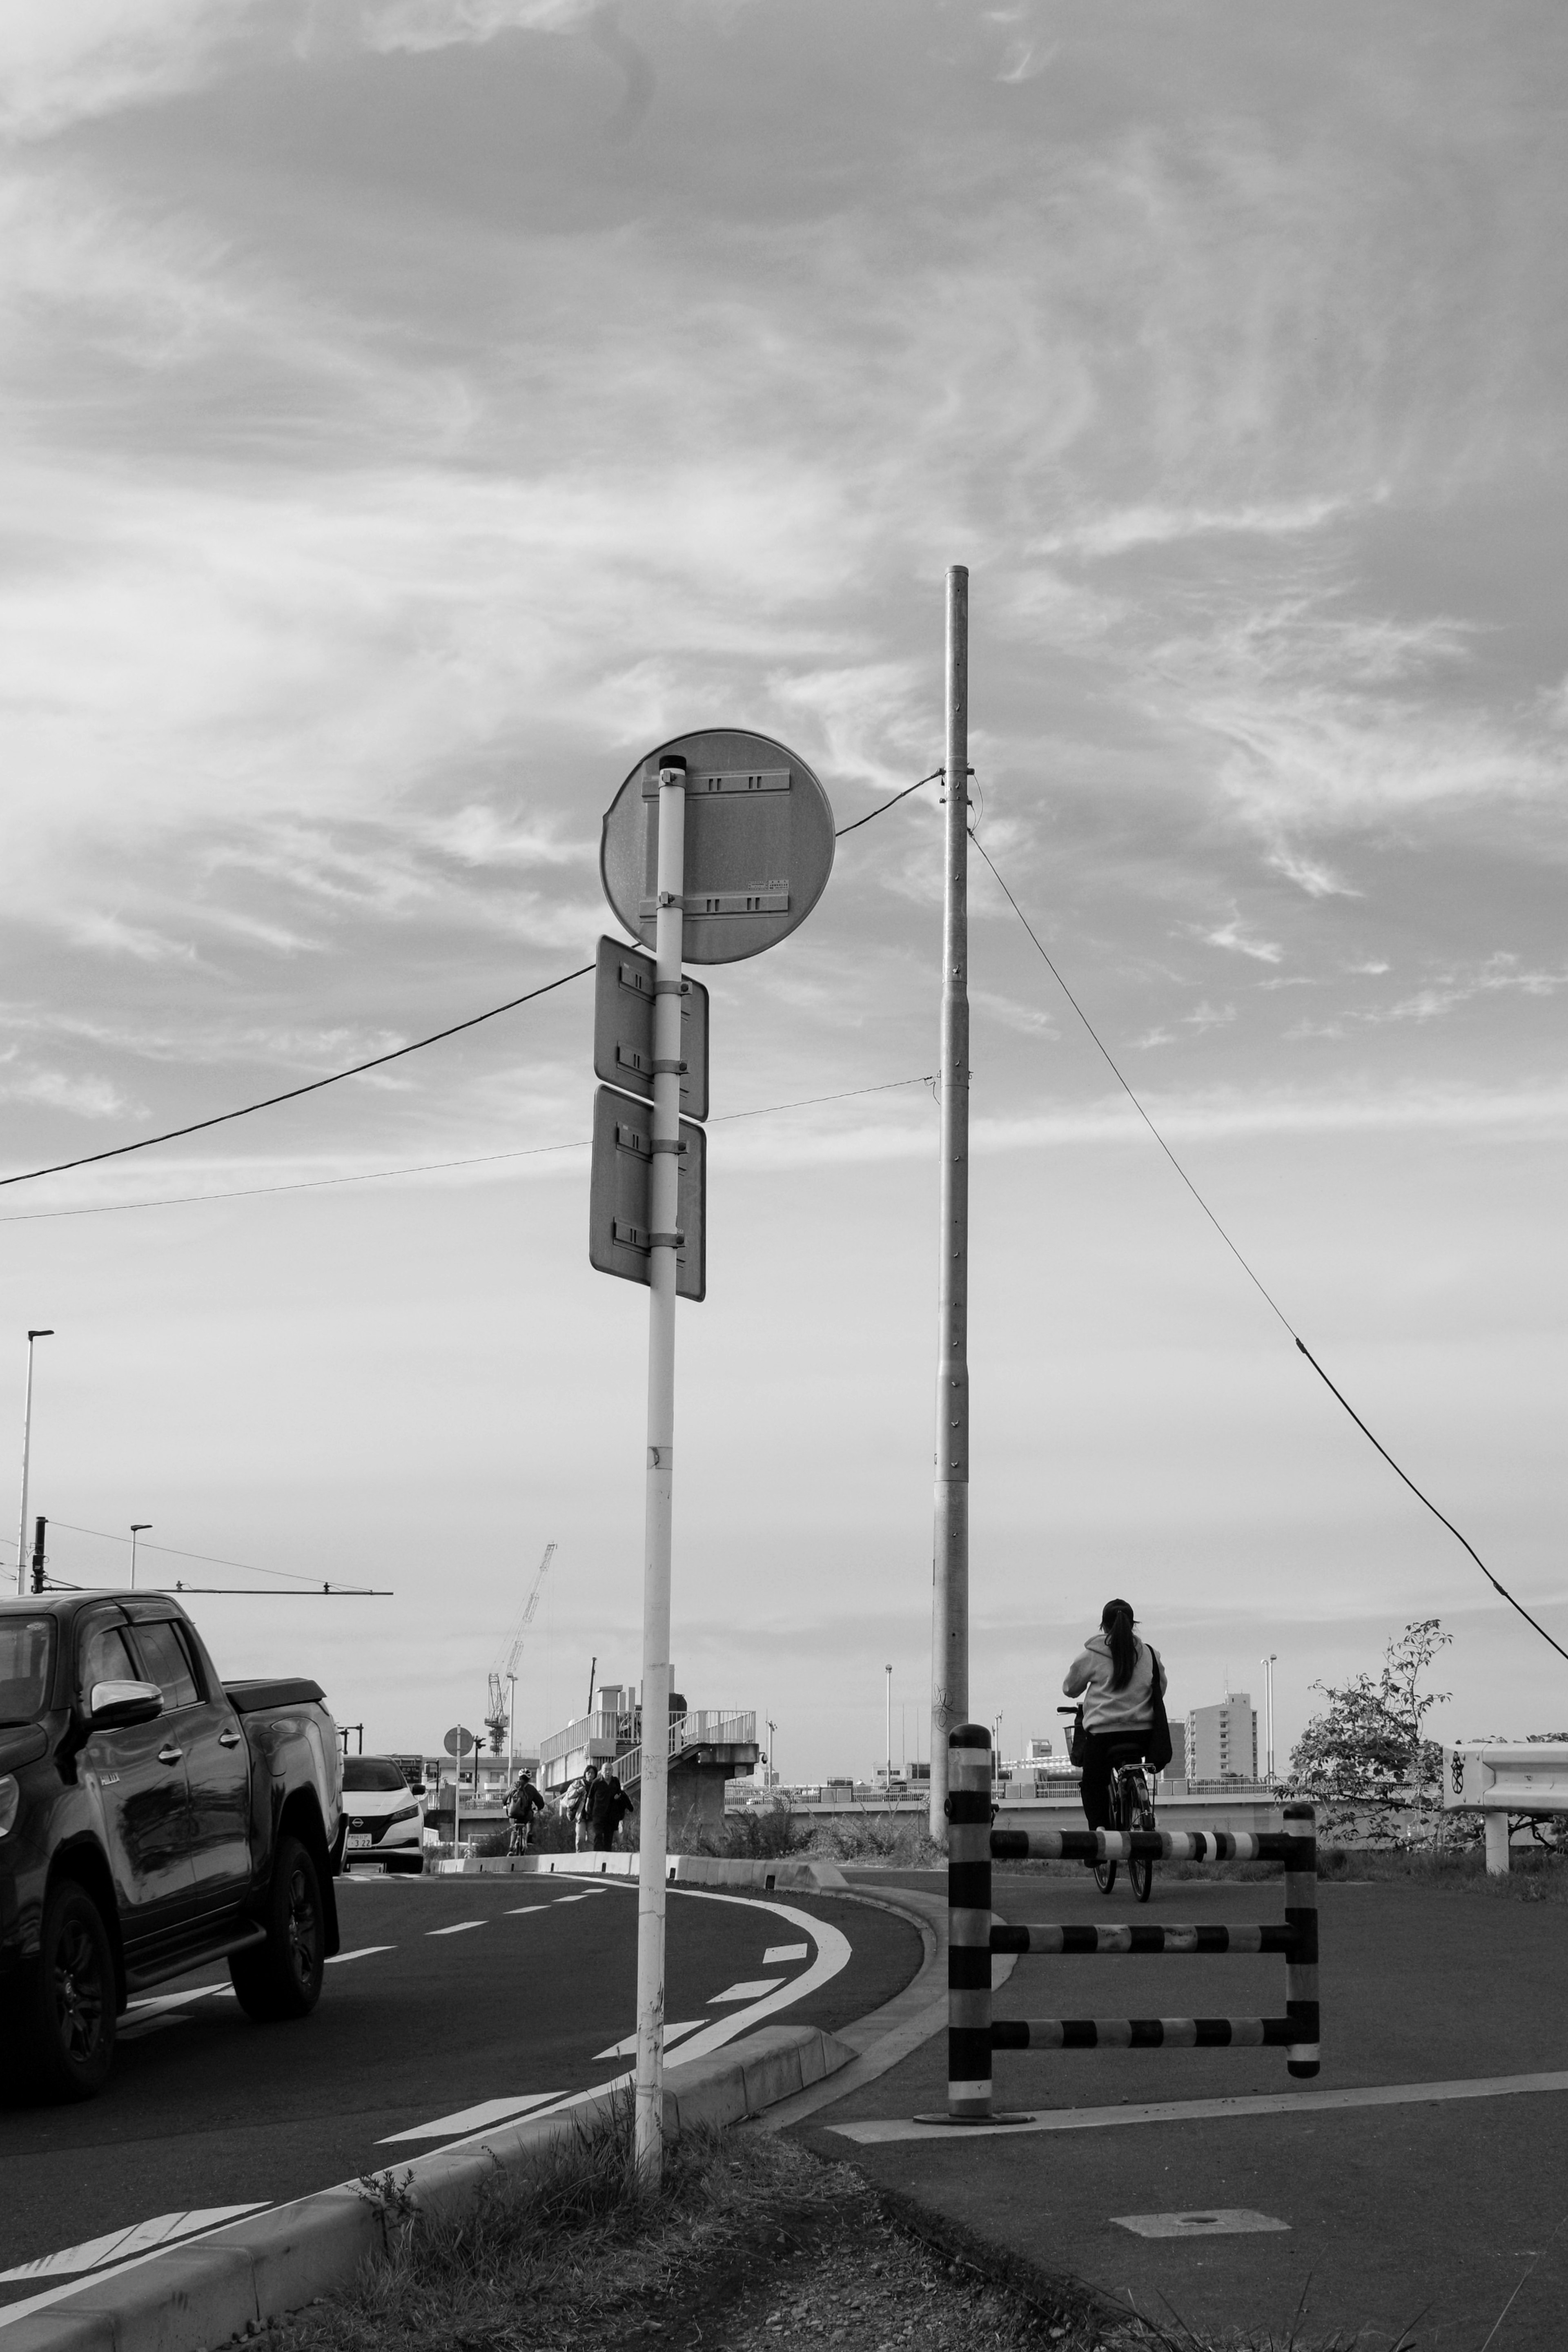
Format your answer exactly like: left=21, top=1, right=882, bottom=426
left=945, top=1723, right=993, bottom=2121
left=1282, top=1798, right=1320, bottom=2079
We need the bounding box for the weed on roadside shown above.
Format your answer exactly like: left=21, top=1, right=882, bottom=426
left=275, top=2104, right=1387, bottom=2352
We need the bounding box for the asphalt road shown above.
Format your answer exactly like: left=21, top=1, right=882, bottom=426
left=0, top=1871, right=921, bottom=2305
left=816, top=1869, right=1568, bottom=2352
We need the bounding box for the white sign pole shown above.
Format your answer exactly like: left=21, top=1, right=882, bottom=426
left=633, top=756, right=687, bottom=2184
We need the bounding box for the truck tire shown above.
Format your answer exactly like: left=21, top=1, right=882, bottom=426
left=229, top=1833, right=326, bottom=2021
left=13, top=1880, right=118, bottom=2101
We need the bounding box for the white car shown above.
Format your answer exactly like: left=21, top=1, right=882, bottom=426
left=339, top=1755, right=425, bottom=1874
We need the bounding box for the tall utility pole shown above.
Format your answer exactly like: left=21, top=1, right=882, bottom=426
left=885, top=1663, right=893, bottom=1790
left=1261, top=1654, right=1277, bottom=1782
left=633, top=754, right=686, bottom=2185
left=15, top=1329, right=53, bottom=1599
left=930, top=566, right=970, bottom=1842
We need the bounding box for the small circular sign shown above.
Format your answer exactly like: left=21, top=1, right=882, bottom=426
left=443, top=1725, right=477, bottom=1758
left=600, top=728, right=835, bottom=965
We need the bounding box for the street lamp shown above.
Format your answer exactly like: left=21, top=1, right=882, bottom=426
left=884, top=1664, right=892, bottom=1792
left=766, top=1717, right=777, bottom=1790
left=130, top=1524, right=151, bottom=1592
left=15, top=1330, right=53, bottom=1600
left=1260, top=1654, right=1278, bottom=1783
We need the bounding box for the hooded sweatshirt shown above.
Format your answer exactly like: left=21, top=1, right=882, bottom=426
left=1063, top=1631, right=1166, bottom=1733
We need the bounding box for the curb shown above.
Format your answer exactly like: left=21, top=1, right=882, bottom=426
left=431, top=1853, right=847, bottom=1892
left=0, top=2024, right=855, bottom=2352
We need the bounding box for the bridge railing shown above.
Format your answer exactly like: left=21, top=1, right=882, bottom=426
left=614, top=1709, right=757, bottom=1793
left=946, top=1723, right=1319, bottom=2123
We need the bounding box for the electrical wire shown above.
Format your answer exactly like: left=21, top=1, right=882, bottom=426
left=969, top=823, right=1568, bottom=1671
left=835, top=771, right=942, bottom=837
left=0, top=963, right=594, bottom=1192
left=0, top=1076, right=935, bottom=1225
left=47, top=1518, right=374, bottom=1590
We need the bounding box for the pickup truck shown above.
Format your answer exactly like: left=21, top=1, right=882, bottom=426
left=0, top=1590, right=343, bottom=2100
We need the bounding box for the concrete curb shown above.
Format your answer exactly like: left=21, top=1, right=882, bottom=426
left=432, top=1853, right=848, bottom=1892
left=0, top=2024, right=855, bottom=2352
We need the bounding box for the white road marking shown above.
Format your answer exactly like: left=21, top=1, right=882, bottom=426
left=1114, top=2210, right=1289, bottom=2238
left=125, top=1983, right=232, bottom=2012
left=594, top=2020, right=707, bottom=2062
left=831, top=2070, right=1568, bottom=2144
left=327, top=1946, right=395, bottom=1964
left=427, top=1921, right=486, bottom=1936
left=551, top=1889, right=609, bottom=1903
left=710, top=1978, right=784, bottom=2003
left=378, top=2094, right=562, bottom=2143
left=504, top=1905, right=555, bottom=1916
left=762, top=1943, right=808, bottom=1965
left=0, top=2207, right=269, bottom=2285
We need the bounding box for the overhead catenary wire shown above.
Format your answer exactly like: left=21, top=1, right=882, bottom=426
left=42, top=1518, right=384, bottom=1594
left=0, top=963, right=595, bottom=1191
left=834, top=770, right=943, bottom=837
left=960, top=812, right=1568, bottom=1672
left=0, top=1075, right=935, bottom=1224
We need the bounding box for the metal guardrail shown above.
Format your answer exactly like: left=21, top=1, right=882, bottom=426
left=944, top=1723, right=1319, bottom=2122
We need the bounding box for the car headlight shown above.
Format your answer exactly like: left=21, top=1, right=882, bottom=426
left=0, top=1776, right=19, bottom=1838
left=388, top=1802, right=421, bottom=1825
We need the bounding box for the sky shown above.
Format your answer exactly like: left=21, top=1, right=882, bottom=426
left=2, top=0, right=1565, bottom=1779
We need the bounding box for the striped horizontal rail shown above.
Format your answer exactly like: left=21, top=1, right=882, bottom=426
left=993, top=2016, right=1305, bottom=2051
left=945, top=1723, right=1320, bottom=2122
left=991, top=1826, right=1301, bottom=1864
left=991, top=1922, right=1299, bottom=1957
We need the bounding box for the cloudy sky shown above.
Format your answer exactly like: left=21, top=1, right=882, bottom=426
left=3, top=0, right=1565, bottom=1777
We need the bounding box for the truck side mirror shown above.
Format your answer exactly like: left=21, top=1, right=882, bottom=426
left=89, top=1679, right=164, bottom=1729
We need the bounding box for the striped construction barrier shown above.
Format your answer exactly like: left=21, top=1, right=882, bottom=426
left=947, top=1723, right=1319, bottom=2122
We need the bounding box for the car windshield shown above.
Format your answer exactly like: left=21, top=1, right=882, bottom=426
left=342, top=1757, right=409, bottom=1793
left=0, top=1617, right=55, bottom=1723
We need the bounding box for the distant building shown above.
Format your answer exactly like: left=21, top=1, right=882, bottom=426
left=1166, top=1721, right=1186, bottom=1783
left=1186, top=1695, right=1257, bottom=1784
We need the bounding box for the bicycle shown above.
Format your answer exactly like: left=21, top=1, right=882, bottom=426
left=1060, top=1708, right=1159, bottom=1902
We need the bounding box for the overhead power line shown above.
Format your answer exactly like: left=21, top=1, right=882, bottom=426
left=967, top=820, right=1568, bottom=1672
left=0, top=964, right=594, bottom=1192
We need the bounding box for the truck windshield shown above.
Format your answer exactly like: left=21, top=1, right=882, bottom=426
left=342, top=1757, right=408, bottom=1793
left=0, top=1618, right=55, bottom=1723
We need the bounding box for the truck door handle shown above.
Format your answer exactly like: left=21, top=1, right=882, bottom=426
left=217, top=1730, right=242, bottom=1748
left=157, top=1746, right=184, bottom=1766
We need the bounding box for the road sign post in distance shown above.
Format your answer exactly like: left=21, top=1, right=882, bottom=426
left=595, top=729, right=835, bottom=2188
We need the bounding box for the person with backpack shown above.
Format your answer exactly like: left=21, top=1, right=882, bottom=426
left=506, top=1768, right=544, bottom=1856
left=1062, top=1598, right=1170, bottom=1838
left=566, top=1761, right=599, bottom=1850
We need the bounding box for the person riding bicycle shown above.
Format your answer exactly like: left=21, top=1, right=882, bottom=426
left=1062, top=1598, right=1167, bottom=1839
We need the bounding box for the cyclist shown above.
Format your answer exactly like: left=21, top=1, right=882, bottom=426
left=1062, top=1598, right=1168, bottom=1844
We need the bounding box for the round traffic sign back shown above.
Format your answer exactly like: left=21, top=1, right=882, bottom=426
left=443, top=1725, right=476, bottom=1757
left=600, top=729, right=835, bottom=965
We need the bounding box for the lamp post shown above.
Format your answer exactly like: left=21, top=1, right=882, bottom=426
left=130, top=1524, right=151, bottom=1592
left=766, top=1718, right=777, bottom=1791
left=15, top=1329, right=53, bottom=1600
left=1261, top=1654, right=1277, bottom=1783
left=885, top=1664, right=893, bottom=1792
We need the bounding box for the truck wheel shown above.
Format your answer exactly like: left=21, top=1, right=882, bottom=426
left=229, top=1834, right=325, bottom=2021
left=15, top=1881, right=118, bottom=2101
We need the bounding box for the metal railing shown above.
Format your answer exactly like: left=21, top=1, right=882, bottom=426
left=945, top=1724, right=1319, bottom=2122
left=613, top=1709, right=756, bottom=1792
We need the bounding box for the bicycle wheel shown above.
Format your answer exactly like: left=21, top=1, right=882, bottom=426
left=1129, top=1777, right=1155, bottom=1903
left=1094, top=1777, right=1120, bottom=1895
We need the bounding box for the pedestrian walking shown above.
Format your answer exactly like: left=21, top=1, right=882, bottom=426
left=583, top=1766, right=619, bottom=1851
left=567, top=1761, right=599, bottom=1851
left=602, top=1772, right=634, bottom=1849
left=506, top=1767, right=544, bottom=1856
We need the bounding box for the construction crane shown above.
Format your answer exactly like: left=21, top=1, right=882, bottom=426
left=485, top=1541, right=558, bottom=1772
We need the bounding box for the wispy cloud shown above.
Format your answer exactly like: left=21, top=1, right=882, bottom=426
left=1203, top=921, right=1283, bottom=965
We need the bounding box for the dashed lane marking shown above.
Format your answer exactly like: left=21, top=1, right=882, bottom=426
left=710, top=1978, right=785, bottom=2004
left=378, top=2094, right=563, bottom=2143
left=0, top=2207, right=270, bottom=2285
left=426, top=1921, right=487, bottom=1936
left=327, top=1946, right=395, bottom=1964
left=762, top=1944, right=809, bottom=1965
left=594, top=2020, right=708, bottom=2062
left=550, top=1890, right=610, bottom=1903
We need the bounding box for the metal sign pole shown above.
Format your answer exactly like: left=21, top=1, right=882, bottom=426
left=633, top=756, right=687, bottom=2183
left=930, top=566, right=970, bottom=1843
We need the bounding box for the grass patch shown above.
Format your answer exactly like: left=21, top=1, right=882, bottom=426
left=272, top=2099, right=1405, bottom=2352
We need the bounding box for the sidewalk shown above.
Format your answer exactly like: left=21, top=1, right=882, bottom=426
left=796, top=1871, right=1568, bottom=2351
